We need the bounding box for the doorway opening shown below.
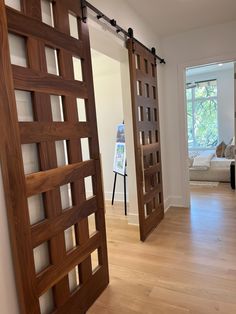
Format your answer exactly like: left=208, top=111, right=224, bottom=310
left=86, top=22, right=139, bottom=228
left=185, top=61, right=235, bottom=202
left=91, top=49, right=127, bottom=214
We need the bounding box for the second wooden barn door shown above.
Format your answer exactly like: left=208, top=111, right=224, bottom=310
left=127, top=39, right=164, bottom=241
left=0, top=0, right=108, bottom=313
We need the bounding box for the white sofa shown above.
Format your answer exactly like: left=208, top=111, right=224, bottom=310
left=189, top=151, right=234, bottom=182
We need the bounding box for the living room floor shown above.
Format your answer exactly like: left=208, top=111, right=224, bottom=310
left=88, top=184, right=236, bottom=314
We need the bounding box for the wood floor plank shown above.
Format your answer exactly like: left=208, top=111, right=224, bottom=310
left=89, top=184, right=236, bottom=314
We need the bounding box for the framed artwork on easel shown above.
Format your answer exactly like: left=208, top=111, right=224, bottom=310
left=113, top=142, right=126, bottom=175
left=112, top=123, right=128, bottom=215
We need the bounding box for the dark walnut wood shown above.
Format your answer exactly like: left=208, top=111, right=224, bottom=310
left=0, top=0, right=109, bottom=313
left=127, top=39, right=164, bottom=241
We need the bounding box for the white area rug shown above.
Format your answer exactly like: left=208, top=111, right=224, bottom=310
left=190, top=181, right=219, bottom=187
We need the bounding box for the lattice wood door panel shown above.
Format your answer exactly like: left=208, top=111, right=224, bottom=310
left=0, top=0, right=109, bottom=313
left=127, top=39, right=164, bottom=241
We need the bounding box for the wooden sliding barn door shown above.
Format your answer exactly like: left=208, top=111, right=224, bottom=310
left=127, top=39, right=164, bottom=241
left=0, top=1, right=108, bottom=313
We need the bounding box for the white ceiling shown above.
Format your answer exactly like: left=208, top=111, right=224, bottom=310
left=126, top=0, right=236, bottom=37
left=186, top=62, right=234, bottom=77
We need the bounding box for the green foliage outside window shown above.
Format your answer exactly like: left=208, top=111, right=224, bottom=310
left=186, top=80, right=218, bottom=149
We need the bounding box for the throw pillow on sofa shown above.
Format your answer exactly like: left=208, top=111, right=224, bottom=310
left=216, top=141, right=226, bottom=157
left=224, top=145, right=235, bottom=159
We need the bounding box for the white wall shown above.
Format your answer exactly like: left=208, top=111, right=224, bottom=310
left=91, top=50, right=125, bottom=201
left=89, top=0, right=159, bottom=48
left=160, top=20, right=236, bottom=208
left=186, top=65, right=234, bottom=145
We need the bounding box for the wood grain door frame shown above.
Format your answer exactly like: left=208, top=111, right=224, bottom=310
left=127, top=39, right=164, bottom=241
left=0, top=1, right=109, bottom=313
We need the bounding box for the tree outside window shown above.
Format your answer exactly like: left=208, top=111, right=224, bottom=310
left=186, top=79, right=218, bottom=149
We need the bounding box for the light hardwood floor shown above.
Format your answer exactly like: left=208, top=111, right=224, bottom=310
left=89, top=184, right=236, bottom=314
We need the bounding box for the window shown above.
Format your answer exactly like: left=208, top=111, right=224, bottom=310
left=186, top=79, right=218, bottom=149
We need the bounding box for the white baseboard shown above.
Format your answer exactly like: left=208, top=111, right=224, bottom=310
left=104, top=191, right=127, bottom=202
left=164, top=197, right=171, bottom=213
left=127, top=213, right=139, bottom=225
left=104, top=192, right=188, bottom=225
left=104, top=191, right=139, bottom=225
left=127, top=196, right=185, bottom=226
left=128, top=197, right=184, bottom=226
left=165, top=195, right=189, bottom=210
